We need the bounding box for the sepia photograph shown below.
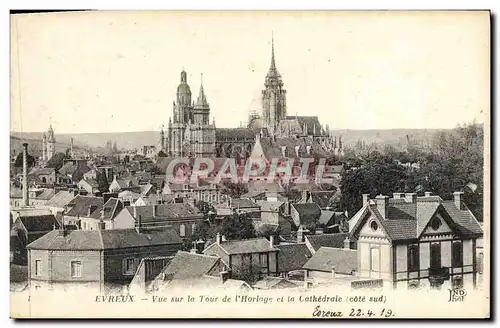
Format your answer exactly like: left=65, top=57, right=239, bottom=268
left=9, top=10, right=490, bottom=319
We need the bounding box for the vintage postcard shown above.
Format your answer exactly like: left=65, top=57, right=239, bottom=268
left=9, top=10, right=490, bottom=319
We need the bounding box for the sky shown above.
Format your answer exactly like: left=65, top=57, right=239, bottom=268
left=10, top=10, right=489, bottom=134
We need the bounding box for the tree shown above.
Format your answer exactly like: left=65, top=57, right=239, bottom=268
left=97, top=171, right=110, bottom=194
left=14, top=152, right=35, bottom=169
left=340, top=152, right=411, bottom=217
left=220, top=211, right=256, bottom=240
left=220, top=181, right=248, bottom=198
left=46, top=152, right=67, bottom=172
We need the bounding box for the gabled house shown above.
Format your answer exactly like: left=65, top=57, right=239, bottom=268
left=80, top=198, right=124, bottom=230
left=111, top=203, right=204, bottom=238
left=109, top=176, right=141, bottom=194
left=305, top=233, right=356, bottom=255
left=203, top=234, right=279, bottom=281
left=275, top=243, right=312, bottom=278
left=303, top=246, right=358, bottom=286
left=77, top=178, right=100, bottom=195
left=349, top=192, right=483, bottom=290
left=290, top=202, right=322, bottom=230
left=26, top=226, right=183, bottom=289
left=45, top=190, right=76, bottom=215
left=64, top=195, right=104, bottom=227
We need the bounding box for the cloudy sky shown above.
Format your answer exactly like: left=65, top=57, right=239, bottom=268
left=10, top=10, right=489, bottom=134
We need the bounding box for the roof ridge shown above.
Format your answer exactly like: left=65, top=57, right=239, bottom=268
left=178, top=250, right=220, bottom=259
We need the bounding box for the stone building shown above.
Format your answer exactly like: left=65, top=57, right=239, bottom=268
left=42, top=123, right=56, bottom=162
left=166, top=71, right=216, bottom=157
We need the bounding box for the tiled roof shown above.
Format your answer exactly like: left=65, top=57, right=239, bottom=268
left=158, top=251, right=221, bottom=280
left=45, top=191, right=75, bottom=208
left=213, top=238, right=278, bottom=255
left=215, top=128, right=256, bottom=140
left=318, top=210, right=336, bottom=226
left=125, top=203, right=203, bottom=222
left=18, top=214, right=60, bottom=232
left=34, top=188, right=55, bottom=200
left=231, top=198, right=260, bottom=209
left=302, top=247, right=357, bottom=274
left=276, top=243, right=312, bottom=273
left=27, top=227, right=182, bottom=250
left=118, top=190, right=142, bottom=200
left=285, top=116, right=322, bottom=136
left=256, top=200, right=285, bottom=212
left=352, top=196, right=483, bottom=241
left=89, top=198, right=123, bottom=221
left=305, top=233, right=352, bottom=252
left=292, top=203, right=321, bottom=217
left=65, top=195, right=103, bottom=217
left=309, top=191, right=337, bottom=209
left=30, top=168, right=56, bottom=175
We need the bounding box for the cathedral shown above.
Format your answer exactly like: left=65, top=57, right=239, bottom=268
left=162, top=36, right=343, bottom=159
left=41, top=123, right=56, bottom=162
left=165, top=71, right=216, bottom=157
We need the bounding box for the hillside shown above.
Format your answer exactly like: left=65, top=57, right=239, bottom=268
left=10, top=128, right=448, bottom=152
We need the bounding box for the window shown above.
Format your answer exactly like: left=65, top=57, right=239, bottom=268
left=408, top=244, right=420, bottom=272
left=430, top=217, right=442, bottom=231
left=370, top=221, right=378, bottom=231
left=70, top=261, right=82, bottom=278
left=191, top=223, right=197, bottom=234
left=180, top=224, right=186, bottom=237
left=452, top=241, right=463, bottom=267
left=35, top=260, right=42, bottom=276
left=122, top=258, right=136, bottom=275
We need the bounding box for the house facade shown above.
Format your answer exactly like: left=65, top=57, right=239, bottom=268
left=203, top=234, right=279, bottom=280
left=26, top=226, right=183, bottom=289
left=349, top=192, right=483, bottom=290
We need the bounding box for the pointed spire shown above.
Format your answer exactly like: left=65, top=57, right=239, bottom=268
left=270, top=31, right=276, bottom=70
left=196, top=73, right=208, bottom=107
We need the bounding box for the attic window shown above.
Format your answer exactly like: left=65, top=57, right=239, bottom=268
left=370, top=221, right=378, bottom=231
left=430, top=217, right=441, bottom=231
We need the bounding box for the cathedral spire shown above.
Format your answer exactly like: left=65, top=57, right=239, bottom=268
left=196, top=73, right=208, bottom=107
left=270, top=31, right=276, bottom=70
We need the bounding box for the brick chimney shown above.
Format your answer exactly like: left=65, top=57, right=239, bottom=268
left=216, top=232, right=222, bottom=245
left=424, top=191, right=432, bottom=197
left=393, top=192, right=404, bottom=199
left=453, top=191, right=465, bottom=210
left=362, top=194, right=370, bottom=206
left=297, top=226, right=304, bottom=243
left=375, top=195, right=389, bottom=219
left=59, top=210, right=67, bottom=237
left=405, top=193, right=417, bottom=203
left=133, top=205, right=137, bottom=218
left=152, top=204, right=156, bottom=217
left=270, top=234, right=276, bottom=247
left=136, top=215, right=142, bottom=233
left=22, top=143, right=29, bottom=206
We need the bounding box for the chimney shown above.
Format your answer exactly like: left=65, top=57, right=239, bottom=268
left=152, top=204, right=156, bottom=217
left=22, top=143, right=29, bottom=206
left=216, top=232, right=222, bottom=245
left=297, top=226, right=304, bottom=243
left=220, top=270, right=230, bottom=283
left=190, top=241, right=199, bottom=254
left=302, top=190, right=309, bottom=202
left=405, top=193, right=417, bottom=203
left=424, top=191, right=432, bottom=197
left=136, top=215, right=142, bottom=233
left=270, top=234, right=276, bottom=246
left=133, top=205, right=137, bottom=218
left=331, top=267, right=336, bottom=279
left=453, top=191, right=465, bottom=210
left=59, top=210, right=67, bottom=237
left=375, top=195, right=389, bottom=219
left=343, top=236, right=350, bottom=250
left=362, top=194, right=370, bottom=206
left=393, top=192, right=404, bottom=199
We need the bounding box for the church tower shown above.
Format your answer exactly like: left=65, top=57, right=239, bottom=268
left=169, top=70, right=193, bottom=156
left=190, top=74, right=216, bottom=157
left=46, top=122, right=56, bottom=161
left=261, top=34, right=287, bottom=134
